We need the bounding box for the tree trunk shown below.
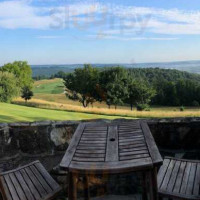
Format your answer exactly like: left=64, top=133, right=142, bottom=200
left=82, top=100, right=87, bottom=108
left=115, top=105, right=117, bottom=110
left=131, top=103, right=133, bottom=111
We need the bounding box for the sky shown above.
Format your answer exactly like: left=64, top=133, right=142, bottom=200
left=1, top=0, right=200, bottom=65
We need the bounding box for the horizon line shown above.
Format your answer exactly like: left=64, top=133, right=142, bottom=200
left=30, top=59, right=200, bottom=66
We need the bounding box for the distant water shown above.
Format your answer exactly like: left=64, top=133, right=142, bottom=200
left=31, top=60, right=200, bottom=77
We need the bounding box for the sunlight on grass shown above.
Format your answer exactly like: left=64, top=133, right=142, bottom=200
left=0, top=102, right=128, bottom=123
left=14, top=97, right=200, bottom=118
left=33, top=78, right=64, bottom=94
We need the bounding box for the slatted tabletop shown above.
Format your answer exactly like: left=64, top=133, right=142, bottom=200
left=158, top=157, right=200, bottom=200
left=60, top=120, right=163, bottom=174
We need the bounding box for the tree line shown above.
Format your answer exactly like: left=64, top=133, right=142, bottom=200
left=64, top=65, right=200, bottom=110
left=2, top=62, right=200, bottom=109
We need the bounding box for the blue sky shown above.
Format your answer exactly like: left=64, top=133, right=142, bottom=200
left=1, top=0, right=200, bottom=65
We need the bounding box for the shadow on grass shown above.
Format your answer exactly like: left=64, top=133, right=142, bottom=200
left=0, top=114, right=63, bottom=123
left=0, top=115, right=19, bottom=123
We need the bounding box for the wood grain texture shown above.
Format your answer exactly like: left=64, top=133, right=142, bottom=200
left=63, top=120, right=162, bottom=200
left=61, top=120, right=162, bottom=175
left=141, top=122, right=163, bottom=166
left=158, top=157, right=200, bottom=200
left=0, top=161, right=61, bottom=200
left=106, top=126, right=118, bottom=162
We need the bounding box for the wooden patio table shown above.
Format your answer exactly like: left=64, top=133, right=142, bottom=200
left=60, top=120, right=163, bottom=200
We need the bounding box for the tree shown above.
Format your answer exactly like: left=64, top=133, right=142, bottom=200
left=106, top=79, right=129, bottom=109
left=1, top=61, right=33, bottom=89
left=64, top=64, right=99, bottom=107
left=99, top=67, right=129, bottom=109
left=0, top=72, right=20, bottom=102
left=21, top=86, right=33, bottom=102
left=126, top=79, right=138, bottom=110
left=126, top=79, right=156, bottom=110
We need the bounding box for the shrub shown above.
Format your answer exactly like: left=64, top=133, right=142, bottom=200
left=180, top=106, right=185, bottom=112
left=136, top=104, right=150, bottom=111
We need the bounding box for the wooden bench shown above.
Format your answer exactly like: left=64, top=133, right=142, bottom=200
left=0, top=161, right=61, bottom=200
left=158, top=157, right=200, bottom=200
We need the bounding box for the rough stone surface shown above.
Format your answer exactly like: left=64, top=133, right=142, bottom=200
left=0, top=121, right=78, bottom=157
left=0, top=118, right=200, bottom=160
left=149, top=121, right=200, bottom=149
left=50, top=126, right=75, bottom=151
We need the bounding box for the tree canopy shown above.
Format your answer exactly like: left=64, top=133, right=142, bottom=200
left=0, top=72, right=20, bottom=102
left=64, top=65, right=200, bottom=109
left=64, top=64, right=99, bottom=107
left=1, top=61, right=33, bottom=88
left=0, top=61, right=33, bottom=103
left=21, top=86, right=34, bottom=102
left=99, top=67, right=129, bottom=109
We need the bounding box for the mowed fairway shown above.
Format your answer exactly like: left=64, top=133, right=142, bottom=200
left=33, top=78, right=64, bottom=94
left=0, top=103, right=126, bottom=123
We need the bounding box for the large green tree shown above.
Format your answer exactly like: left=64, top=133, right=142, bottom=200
left=99, top=67, right=129, bottom=109
left=64, top=64, right=99, bottom=107
left=1, top=61, right=33, bottom=88
left=127, top=79, right=156, bottom=110
left=0, top=72, right=20, bottom=102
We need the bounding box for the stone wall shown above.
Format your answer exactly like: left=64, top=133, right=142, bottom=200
left=148, top=118, right=200, bottom=149
left=0, top=121, right=79, bottom=158
left=0, top=118, right=200, bottom=159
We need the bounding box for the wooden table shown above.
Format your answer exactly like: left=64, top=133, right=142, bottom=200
left=60, top=120, right=163, bottom=200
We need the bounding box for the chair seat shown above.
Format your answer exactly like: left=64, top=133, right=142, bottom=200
left=0, top=160, right=61, bottom=200
left=157, top=157, right=200, bottom=200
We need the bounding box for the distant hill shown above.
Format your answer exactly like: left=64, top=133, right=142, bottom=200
left=128, top=68, right=200, bottom=83
left=31, top=60, right=200, bottom=77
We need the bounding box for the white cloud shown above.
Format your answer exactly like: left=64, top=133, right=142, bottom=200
left=0, top=0, right=200, bottom=35
left=0, top=1, right=34, bottom=18
left=0, top=0, right=52, bottom=29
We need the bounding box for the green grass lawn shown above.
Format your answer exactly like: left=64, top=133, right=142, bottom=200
left=33, top=79, right=64, bottom=94
left=0, top=103, right=127, bottom=123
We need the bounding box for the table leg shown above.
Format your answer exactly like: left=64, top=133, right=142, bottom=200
left=141, top=172, right=148, bottom=200
left=68, top=172, right=78, bottom=200
left=83, top=175, right=90, bottom=200
left=149, top=167, right=158, bottom=200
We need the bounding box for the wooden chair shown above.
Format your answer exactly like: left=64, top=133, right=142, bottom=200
left=157, top=157, right=200, bottom=200
left=0, top=160, right=61, bottom=200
